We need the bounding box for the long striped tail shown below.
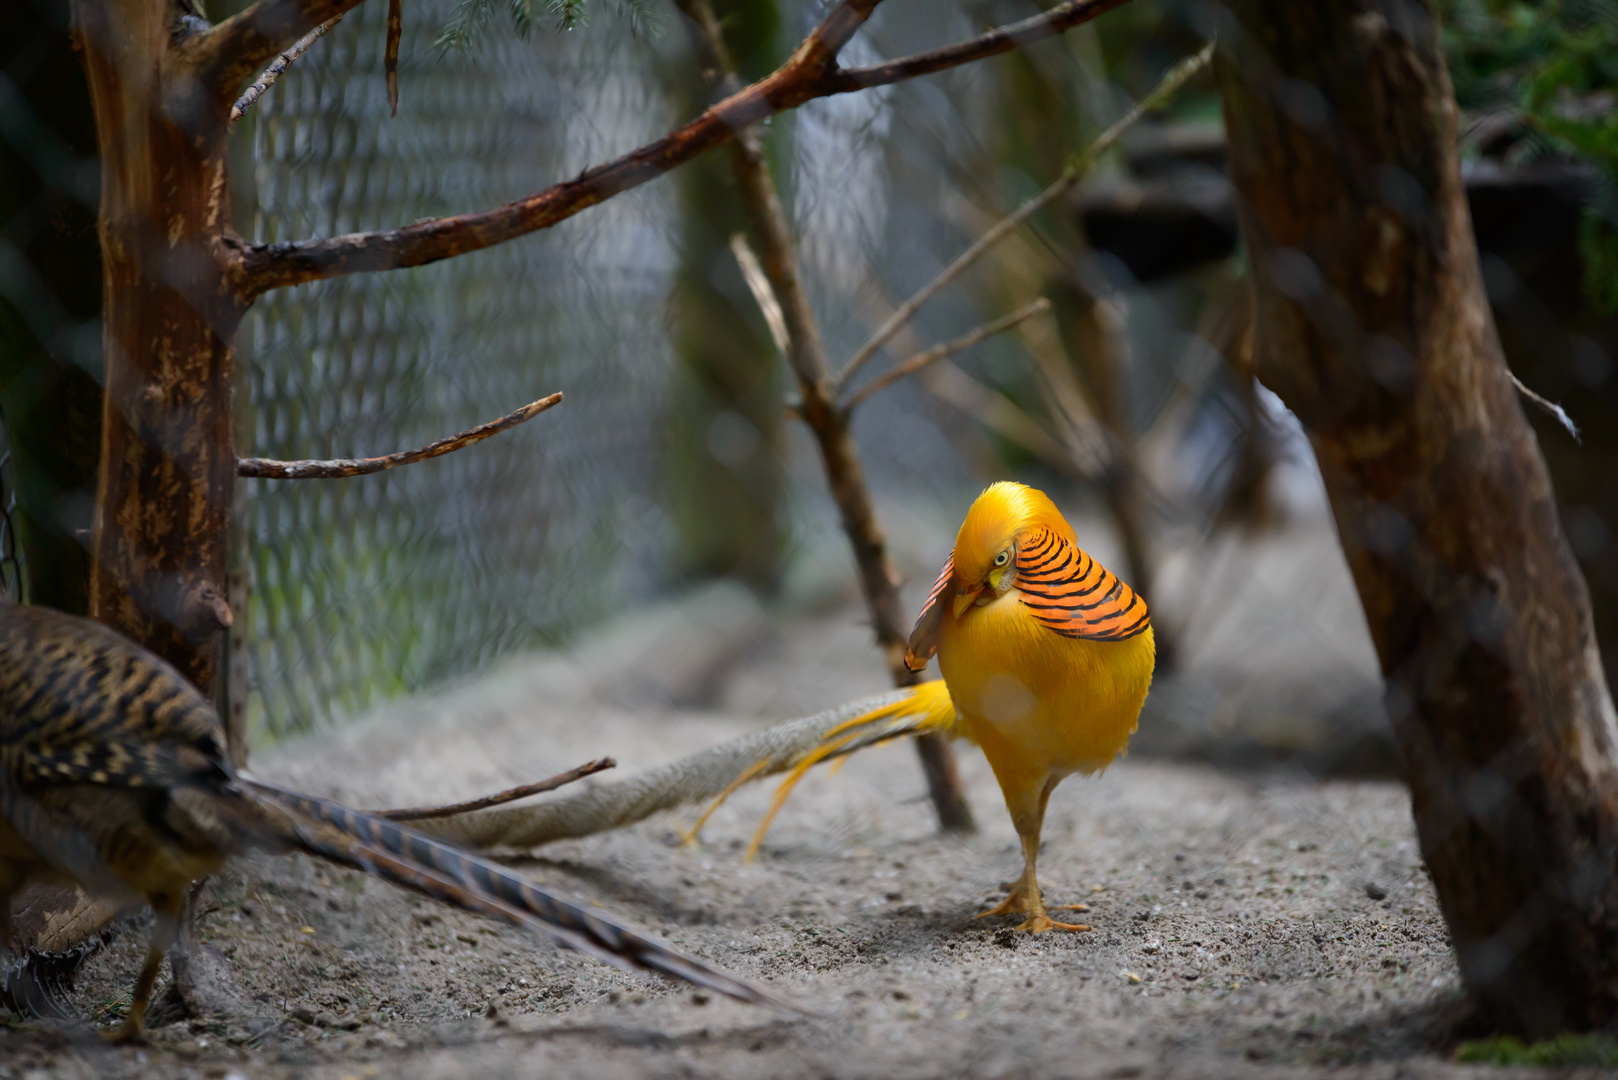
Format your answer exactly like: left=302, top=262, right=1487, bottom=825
left=730, top=680, right=957, bottom=858
left=410, top=681, right=959, bottom=857
left=238, top=780, right=797, bottom=1011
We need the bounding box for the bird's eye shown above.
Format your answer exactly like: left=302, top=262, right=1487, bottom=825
left=993, top=551, right=1009, bottom=567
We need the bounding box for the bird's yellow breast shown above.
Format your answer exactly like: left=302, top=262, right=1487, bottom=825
left=937, top=589, right=1155, bottom=780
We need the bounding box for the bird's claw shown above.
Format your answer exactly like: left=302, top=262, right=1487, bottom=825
left=1015, top=914, right=1091, bottom=934
left=975, top=893, right=1030, bottom=919
left=100, top=1018, right=149, bottom=1045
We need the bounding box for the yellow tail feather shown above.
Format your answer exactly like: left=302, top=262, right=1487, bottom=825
left=726, top=680, right=958, bottom=858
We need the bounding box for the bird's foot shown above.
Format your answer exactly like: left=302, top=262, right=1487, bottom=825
left=1013, top=913, right=1091, bottom=934
left=976, top=890, right=1090, bottom=933
left=974, top=891, right=1031, bottom=920
left=100, top=1016, right=148, bottom=1045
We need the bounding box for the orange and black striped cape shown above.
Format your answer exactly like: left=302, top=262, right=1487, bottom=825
left=909, top=524, right=1149, bottom=658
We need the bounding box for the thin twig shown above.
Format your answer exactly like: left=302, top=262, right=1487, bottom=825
left=834, top=41, right=1214, bottom=391
left=237, top=392, right=562, bottom=479
left=1511, top=372, right=1580, bottom=443
left=920, top=360, right=1085, bottom=474
left=729, top=234, right=790, bottom=354
left=234, top=0, right=1138, bottom=297
left=378, top=758, right=616, bottom=820
left=844, top=298, right=1051, bottom=411
left=827, top=0, right=1134, bottom=92
left=229, top=13, right=344, bottom=126
left=385, top=0, right=402, bottom=117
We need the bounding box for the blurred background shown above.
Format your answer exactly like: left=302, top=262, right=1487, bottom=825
left=2, top=0, right=1614, bottom=776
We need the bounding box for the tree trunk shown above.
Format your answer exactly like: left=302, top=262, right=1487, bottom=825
left=2, top=0, right=245, bottom=980
left=75, top=0, right=242, bottom=692
left=1218, top=0, right=1618, bottom=1035
left=664, top=0, right=786, bottom=594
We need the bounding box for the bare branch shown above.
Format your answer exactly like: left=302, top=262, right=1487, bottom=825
left=237, top=392, right=563, bottom=479
left=190, top=0, right=365, bottom=99
left=827, top=0, right=1133, bottom=92
left=844, top=298, right=1051, bottom=411
left=729, top=234, right=790, bottom=355
left=236, top=0, right=1137, bottom=298
left=378, top=758, right=617, bottom=821
left=834, top=41, right=1214, bottom=391
left=229, top=13, right=344, bottom=126
left=1511, top=372, right=1581, bottom=443
left=385, top=0, right=402, bottom=117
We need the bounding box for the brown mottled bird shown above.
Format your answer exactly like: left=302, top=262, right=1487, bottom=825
left=0, top=601, right=786, bottom=1040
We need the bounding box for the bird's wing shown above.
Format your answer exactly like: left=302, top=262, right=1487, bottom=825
left=0, top=765, right=140, bottom=905
left=1015, top=527, right=1150, bottom=641
left=0, top=605, right=227, bottom=789
left=904, top=554, right=955, bottom=671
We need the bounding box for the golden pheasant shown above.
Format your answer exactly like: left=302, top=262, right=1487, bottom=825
left=0, top=601, right=785, bottom=1041
left=737, top=481, right=1155, bottom=933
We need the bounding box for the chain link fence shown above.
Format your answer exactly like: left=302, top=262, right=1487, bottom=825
left=242, top=0, right=684, bottom=738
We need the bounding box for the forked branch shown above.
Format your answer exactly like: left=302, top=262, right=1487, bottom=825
left=237, top=392, right=562, bottom=479
left=191, top=0, right=366, bottom=101
left=234, top=0, right=1135, bottom=299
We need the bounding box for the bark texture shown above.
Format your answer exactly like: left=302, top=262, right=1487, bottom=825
left=76, top=0, right=244, bottom=690
left=1219, top=0, right=1618, bottom=1035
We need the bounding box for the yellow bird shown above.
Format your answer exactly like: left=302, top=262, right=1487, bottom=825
left=745, top=481, right=1155, bottom=933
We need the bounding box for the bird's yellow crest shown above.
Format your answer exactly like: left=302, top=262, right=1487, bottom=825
left=906, top=482, right=1147, bottom=671
left=953, top=481, right=1075, bottom=587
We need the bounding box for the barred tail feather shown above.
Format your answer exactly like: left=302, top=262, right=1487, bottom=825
left=411, top=688, right=937, bottom=851
left=239, top=781, right=797, bottom=1010
left=404, top=683, right=957, bottom=857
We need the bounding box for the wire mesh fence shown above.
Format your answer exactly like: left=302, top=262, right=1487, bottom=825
left=241, top=0, right=683, bottom=738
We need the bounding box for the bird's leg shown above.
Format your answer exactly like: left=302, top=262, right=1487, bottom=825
left=975, top=831, right=1091, bottom=933
left=103, top=901, right=179, bottom=1044
left=975, top=778, right=1089, bottom=934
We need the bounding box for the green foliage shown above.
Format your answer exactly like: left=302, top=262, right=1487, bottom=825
left=1442, top=1, right=1618, bottom=311
left=435, top=0, right=660, bottom=51
left=1583, top=208, right=1618, bottom=312
left=1455, top=1032, right=1618, bottom=1066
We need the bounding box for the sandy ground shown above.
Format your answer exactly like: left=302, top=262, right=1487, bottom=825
left=0, top=580, right=1594, bottom=1078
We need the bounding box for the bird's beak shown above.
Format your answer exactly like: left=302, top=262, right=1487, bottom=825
left=952, top=585, right=984, bottom=619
